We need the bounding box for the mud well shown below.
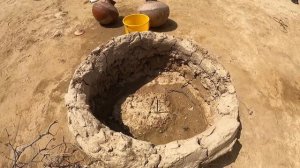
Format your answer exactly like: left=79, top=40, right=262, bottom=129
left=65, top=32, right=240, bottom=167
left=92, top=50, right=211, bottom=145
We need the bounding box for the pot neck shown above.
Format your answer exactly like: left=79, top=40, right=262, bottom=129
left=100, top=0, right=116, bottom=5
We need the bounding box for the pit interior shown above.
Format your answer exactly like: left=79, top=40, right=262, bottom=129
left=89, top=38, right=213, bottom=145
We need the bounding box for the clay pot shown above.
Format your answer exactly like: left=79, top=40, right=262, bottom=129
left=138, top=0, right=170, bottom=27
left=92, top=0, right=119, bottom=25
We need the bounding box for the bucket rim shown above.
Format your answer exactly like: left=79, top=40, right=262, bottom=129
left=123, top=14, right=150, bottom=27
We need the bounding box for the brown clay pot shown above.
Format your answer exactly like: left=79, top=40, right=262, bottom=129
left=92, top=0, right=119, bottom=25
left=138, top=0, right=170, bottom=27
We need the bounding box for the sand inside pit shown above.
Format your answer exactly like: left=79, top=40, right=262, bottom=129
left=93, top=71, right=210, bottom=145
left=114, top=72, right=209, bottom=145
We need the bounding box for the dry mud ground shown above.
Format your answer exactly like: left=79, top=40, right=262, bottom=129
left=0, top=0, right=299, bottom=167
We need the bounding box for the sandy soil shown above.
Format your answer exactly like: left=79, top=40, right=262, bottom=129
left=0, top=0, right=299, bottom=167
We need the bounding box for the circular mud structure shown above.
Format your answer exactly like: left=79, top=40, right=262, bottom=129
left=65, top=32, right=240, bottom=168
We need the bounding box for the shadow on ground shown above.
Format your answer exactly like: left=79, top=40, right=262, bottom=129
left=151, top=19, right=178, bottom=32
left=99, top=16, right=125, bottom=28
left=203, top=111, right=243, bottom=168
left=97, top=17, right=178, bottom=32
left=203, top=141, right=242, bottom=168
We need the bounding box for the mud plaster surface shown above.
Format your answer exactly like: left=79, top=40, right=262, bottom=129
left=65, top=32, right=240, bottom=168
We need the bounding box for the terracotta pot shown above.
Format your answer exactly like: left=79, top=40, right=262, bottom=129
left=92, top=0, right=119, bottom=25
left=138, top=0, right=170, bottom=27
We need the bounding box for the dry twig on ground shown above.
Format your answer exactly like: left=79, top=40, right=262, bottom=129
left=1, top=121, right=94, bottom=168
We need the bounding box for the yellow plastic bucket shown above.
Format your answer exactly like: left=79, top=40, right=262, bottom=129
left=123, top=14, right=150, bottom=34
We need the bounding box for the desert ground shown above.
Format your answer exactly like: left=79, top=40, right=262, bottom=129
left=0, top=0, right=299, bottom=167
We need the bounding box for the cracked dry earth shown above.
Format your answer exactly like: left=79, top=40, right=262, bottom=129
left=0, top=0, right=300, bottom=168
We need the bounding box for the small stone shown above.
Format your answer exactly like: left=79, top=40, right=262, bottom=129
left=53, top=30, right=62, bottom=38
left=188, top=106, right=194, bottom=111
left=107, top=147, right=113, bottom=152
left=58, top=59, right=66, bottom=63
left=54, top=11, right=68, bottom=19
left=89, top=0, right=98, bottom=3
left=249, top=110, right=254, bottom=115
left=74, top=29, right=85, bottom=36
